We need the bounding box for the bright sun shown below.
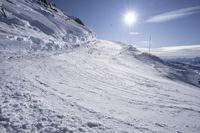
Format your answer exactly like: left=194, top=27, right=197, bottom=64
left=124, top=11, right=137, bottom=26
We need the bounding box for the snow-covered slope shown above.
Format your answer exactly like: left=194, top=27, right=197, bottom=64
left=1, top=0, right=200, bottom=133
left=0, top=0, right=95, bottom=52
left=1, top=40, right=200, bottom=133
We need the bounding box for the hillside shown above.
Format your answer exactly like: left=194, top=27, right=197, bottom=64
left=0, top=0, right=95, bottom=52
left=0, top=0, right=200, bottom=133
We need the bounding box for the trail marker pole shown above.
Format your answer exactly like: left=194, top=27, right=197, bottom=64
left=149, top=35, right=151, bottom=54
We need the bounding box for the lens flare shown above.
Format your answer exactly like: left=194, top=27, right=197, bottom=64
left=124, top=11, right=137, bottom=26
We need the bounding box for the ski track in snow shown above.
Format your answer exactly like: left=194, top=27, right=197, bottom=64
left=1, top=40, right=200, bottom=133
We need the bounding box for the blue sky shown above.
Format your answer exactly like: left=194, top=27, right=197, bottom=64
left=51, top=0, right=200, bottom=50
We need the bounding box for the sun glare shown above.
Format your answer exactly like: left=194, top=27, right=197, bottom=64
left=124, top=11, right=137, bottom=26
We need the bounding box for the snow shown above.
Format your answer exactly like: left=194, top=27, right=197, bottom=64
left=1, top=40, right=200, bottom=132
left=0, top=0, right=200, bottom=133
left=0, top=0, right=95, bottom=52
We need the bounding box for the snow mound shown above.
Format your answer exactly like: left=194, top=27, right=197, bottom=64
left=0, top=0, right=95, bottom=52
left=120, top=45, right=164, bottom=65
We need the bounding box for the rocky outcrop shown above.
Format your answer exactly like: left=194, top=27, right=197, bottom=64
left=0, top=3, right=6, bottom=17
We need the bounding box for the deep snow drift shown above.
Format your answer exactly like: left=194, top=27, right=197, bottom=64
left=0, top=0, right=95, bottom=52
left=0, top=0, right=200, bottom=133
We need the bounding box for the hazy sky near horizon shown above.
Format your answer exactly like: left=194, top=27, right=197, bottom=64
left=52, top=0, right=200, bottom=49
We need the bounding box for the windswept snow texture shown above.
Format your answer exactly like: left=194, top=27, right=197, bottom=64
left=0, top=0, right=95, bottom=52
left=1, top=0, right=200, bottom=133
left=1, top=40, right=200, bottom=133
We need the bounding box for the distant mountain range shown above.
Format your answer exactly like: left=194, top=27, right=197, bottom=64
left=163, top=57, right=200, bottom=66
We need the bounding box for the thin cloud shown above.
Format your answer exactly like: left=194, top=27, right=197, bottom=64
left=129, top=32, right=141, bottom=35
left=146, top=6, right=200, bottom=23
left=138, top=45, right=200, bottom=57
left=133, top=40, right=150, bottom=48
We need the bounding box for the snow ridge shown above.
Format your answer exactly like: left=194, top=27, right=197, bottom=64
left=0, top=0, right=95, bottom=52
